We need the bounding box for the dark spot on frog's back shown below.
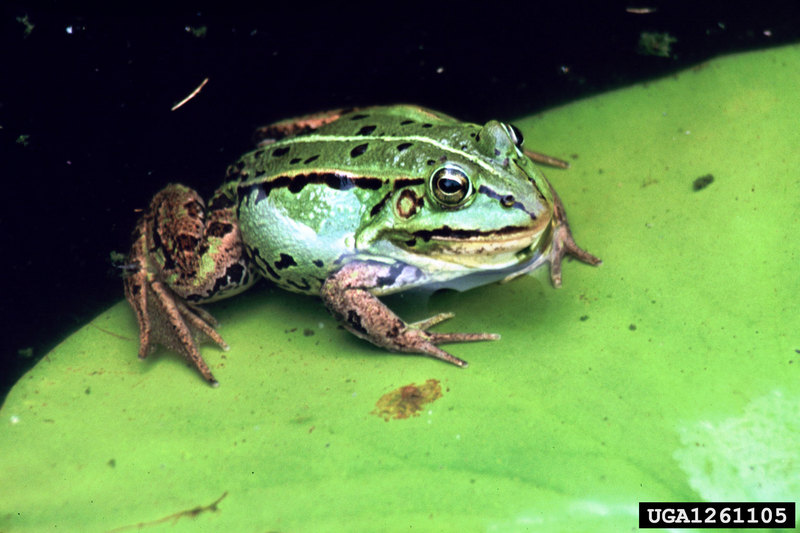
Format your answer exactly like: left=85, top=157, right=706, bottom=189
left=312, top=259, right=324, bottom=268
left=356, top=125, right=377, bottom=135
left=396, top=142, right=413, bottom=152
left=349, top=113, right=369, bottom=120
left=274, top=253, right=297, bottom=270
left=272, top=146, right=290, bottom=157
left=350, top=143, right=369, bottom=158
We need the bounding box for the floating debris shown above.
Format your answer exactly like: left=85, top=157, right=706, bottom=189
left=626, top=6, right=658, bottom=14
left=16, top=14, right=35, bottom=37
left=171, top=78, right=209, bottom=111
left=371, top=379, right=443, bottom=421
left=693, top=174, right=714, bottom=191
left=638, top=31, right=677, bottom=58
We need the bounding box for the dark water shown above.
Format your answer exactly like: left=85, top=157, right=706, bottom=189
left=2, top=1, right=799, bottom=401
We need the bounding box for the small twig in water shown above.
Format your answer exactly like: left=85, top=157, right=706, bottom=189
left=171, top=78, right=209, bottom=111
left=107, top=491, right=228, bottom=532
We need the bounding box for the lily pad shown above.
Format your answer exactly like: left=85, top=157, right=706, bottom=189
left=2, top=44, right=799, bottom=532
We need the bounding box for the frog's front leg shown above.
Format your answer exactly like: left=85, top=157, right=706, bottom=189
left=320, top=261, right=498, bottom=367
left=124, top=184, right=257, bottom=386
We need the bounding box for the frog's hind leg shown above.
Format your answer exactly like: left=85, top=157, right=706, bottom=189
left=123, top=183, right=256, bottom=386
left=125, top=222, right=227, bottom=386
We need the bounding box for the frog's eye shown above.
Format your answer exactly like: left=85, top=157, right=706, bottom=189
left=430, top=166, right=473, bottom=207
left=506, top=124, right=524, bottom=147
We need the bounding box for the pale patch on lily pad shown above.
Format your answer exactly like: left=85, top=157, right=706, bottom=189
left=674, top=389, right=800, bottom=502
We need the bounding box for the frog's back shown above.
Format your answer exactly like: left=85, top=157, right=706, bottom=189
left=241, top=105, right=478, bottom=177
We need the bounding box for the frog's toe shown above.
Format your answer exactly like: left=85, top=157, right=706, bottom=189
left=128, top=276, right=225, bottom=386
left=426, top=331, right=501, bottom=344
left=409, top=314, right=500, bottom=343
left=549, top=222, right=602, bottom=287
left=420, top=344, right=470, bottom=368
left=412, top=329, right=500, bottom=368
left=178, top=300, right=229, bottom=351
left=549, top=190, right=602, bottom=287
left=408, top=312, right=455, bottom=331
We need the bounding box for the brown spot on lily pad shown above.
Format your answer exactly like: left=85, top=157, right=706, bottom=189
left=371, top=379, right=443, bottom=421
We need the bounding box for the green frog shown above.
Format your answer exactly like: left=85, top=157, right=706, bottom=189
left=124, top=105, right=600, bottom=386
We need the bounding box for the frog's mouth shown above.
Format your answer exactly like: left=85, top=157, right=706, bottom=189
left=396, top=221, right=552, bottom=268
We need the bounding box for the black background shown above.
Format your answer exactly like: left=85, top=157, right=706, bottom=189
left=2, top=2, right=799, bottom=401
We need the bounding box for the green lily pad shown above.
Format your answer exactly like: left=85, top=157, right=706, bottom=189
left=2, top=44, right=799, bottom=532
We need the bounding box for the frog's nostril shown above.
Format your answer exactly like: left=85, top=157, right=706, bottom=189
left=501, top=194, right=516, bottom=207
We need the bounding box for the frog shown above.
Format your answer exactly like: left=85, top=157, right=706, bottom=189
left=123, top=105, right=600, bottom=386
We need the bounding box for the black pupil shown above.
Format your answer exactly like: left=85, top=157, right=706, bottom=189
left=439, top=176, right=463, bottom=194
